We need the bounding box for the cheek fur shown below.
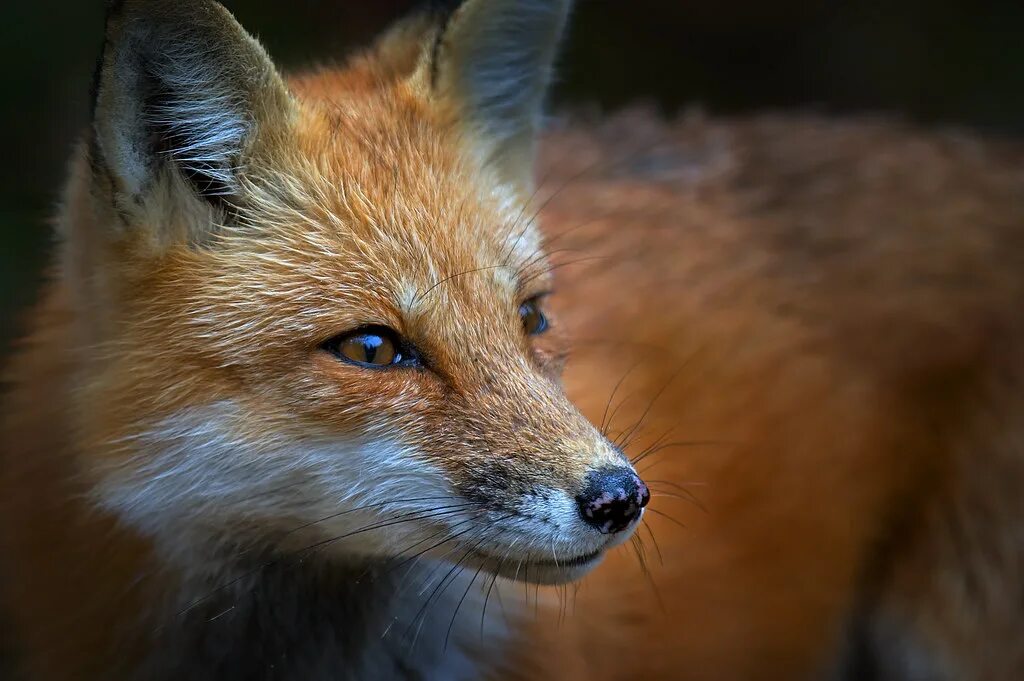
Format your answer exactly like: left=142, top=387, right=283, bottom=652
left=90, top=401, right=456, bottom=568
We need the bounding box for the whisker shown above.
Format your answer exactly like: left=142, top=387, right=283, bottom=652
left=301, top=506, right=475, bottom=555
left=445, top=559, right=486, bottom=651
left=518, top=255, right=609, bottom=289
left=614, top=362, right=691, bottom=451
left=645, top=507, right=689, bottom=532
left=406, top=530, right=495, bottom=650
left=413, top=264, right=510, bottom=305
left=651, top=491, right=707, bottom=513
left=626, top=427, right=676, bottom=464
left=206, top=605, right=235, bottom=623
left=600, top=360, right=643, bottom=436
left=630, top=535, right=648, bottom=577
left=631, top=439, right=729, bottom=466
left=642, top=520, right=664, bottom=567
left=389, top=516, right=486, bottom=585
left=632, top=533, right=666, bottom=613
left=501, top=160, right=599, bottom=269
left=646, top=478, right=709, bottom=489
left=539, top=208, right=640, bottom=252
left=513, top=245, right=583, bottom=283
left=499, top=160, right=565, bottom=266
left=283, top=497, right=472, bottom=539
left=480, top=559, right=503, bottom=639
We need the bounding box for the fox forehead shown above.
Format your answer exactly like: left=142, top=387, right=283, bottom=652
left=134, top=91, right=551, bottom=373
left=234, top=88, right=547, bottom=315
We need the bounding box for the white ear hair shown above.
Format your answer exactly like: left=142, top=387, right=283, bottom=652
left=92, top=0, right=291, bottom=209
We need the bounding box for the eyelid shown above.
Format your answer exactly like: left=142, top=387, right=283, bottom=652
left=521, top=290, right=554, bottom=305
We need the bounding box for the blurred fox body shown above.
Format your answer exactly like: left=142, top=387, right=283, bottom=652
left=3, top=1, right=1024, bottom=680
left=517, top=113, right=1024, bottom=680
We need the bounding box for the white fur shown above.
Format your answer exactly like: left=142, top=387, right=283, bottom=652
left=94, top=403, right=632, bottom=577
left=93, top=402, right=457, bottom=576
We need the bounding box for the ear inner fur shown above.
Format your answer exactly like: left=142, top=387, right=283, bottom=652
left=423, top=0, right=573, bottom=188
left=90, top=0, right=294, bottom=235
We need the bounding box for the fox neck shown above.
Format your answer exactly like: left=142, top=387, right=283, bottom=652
left=147, top=556, right=505, bottom=681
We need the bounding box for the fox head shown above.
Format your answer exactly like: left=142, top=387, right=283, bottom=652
left=66, top=0, right=647, bottom=585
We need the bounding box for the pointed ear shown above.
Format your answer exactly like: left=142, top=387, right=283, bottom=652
left=91, top=0, right=293, bottom=234
left=426, top=0, right=572, bottom=188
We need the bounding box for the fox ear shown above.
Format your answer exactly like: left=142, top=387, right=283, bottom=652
left=426, top=0, right=572, bottom=188
left=91, top=0, right=292, bottom=230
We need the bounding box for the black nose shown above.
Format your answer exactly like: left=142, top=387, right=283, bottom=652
left=576, top=467, right=650, bottom=534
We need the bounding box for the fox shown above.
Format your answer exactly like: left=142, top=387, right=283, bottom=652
left=2, top=0, right=1024, bottom=679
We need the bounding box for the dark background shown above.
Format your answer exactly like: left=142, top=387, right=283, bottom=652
left=3, top=0, right=1023, bottom=352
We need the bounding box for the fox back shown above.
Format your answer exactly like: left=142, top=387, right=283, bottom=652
left=3, top=1, right=1024, bottom=680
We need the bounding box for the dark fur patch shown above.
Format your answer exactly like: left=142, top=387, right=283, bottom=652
left=104, top=0, right=128, bottom=16
left=87, top=41, right=105, bottom=124
left=833, top=613, right=885, bottom=681
left=141, top=556, right=419, bottom=681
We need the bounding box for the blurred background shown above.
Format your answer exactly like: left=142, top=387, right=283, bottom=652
left=2, top=0, right=1023, bottom=354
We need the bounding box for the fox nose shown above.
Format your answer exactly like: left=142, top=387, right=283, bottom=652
left=576, top=467, right=650, bottom=534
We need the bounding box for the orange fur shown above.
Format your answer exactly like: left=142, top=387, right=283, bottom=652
left=3, top=1, right=1024, bottom=680
left=508, top=113, right=1024, bottom=680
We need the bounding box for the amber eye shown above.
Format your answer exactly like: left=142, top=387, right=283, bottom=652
left=325, top=327, right=416, bottom=369
left=519, top=298, right=549, bottom=335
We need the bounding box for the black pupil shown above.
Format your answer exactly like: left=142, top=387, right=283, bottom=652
left=360, top=335, right=385, bottom=364
left=522, top=302, right=545, bottom=333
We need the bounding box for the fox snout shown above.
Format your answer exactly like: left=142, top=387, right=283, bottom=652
left=438, top=409, right=650, bottom=583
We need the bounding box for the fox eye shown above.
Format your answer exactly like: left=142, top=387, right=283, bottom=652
left=519, top=298, right=549, bottom=336
left=324, top=327, right=415, bottom=369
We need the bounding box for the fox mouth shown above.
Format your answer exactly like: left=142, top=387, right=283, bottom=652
left=462, top=547, right=605, bottom=584
left=524, top=549, right=602, bottom=568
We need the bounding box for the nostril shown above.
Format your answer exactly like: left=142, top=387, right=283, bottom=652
left=576, top=467, right=648, bottom=534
